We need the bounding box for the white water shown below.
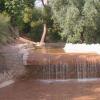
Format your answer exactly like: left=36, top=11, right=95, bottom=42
left=64, top=43, right=100, bottom=54
left=38, top=78, right=100, bottom=84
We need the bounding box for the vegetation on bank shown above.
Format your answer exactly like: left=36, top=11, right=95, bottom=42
left=0, top=0, right=100, bottom=44
left=49, top=0, right=100, bottom=43
left=0, top=13, right=14, bottom=44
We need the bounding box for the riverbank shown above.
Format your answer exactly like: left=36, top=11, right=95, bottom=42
left=0, top=37, right=36, bottom=84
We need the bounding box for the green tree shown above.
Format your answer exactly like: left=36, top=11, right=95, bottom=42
left=4, top=0, right=25, bottom=37
left=0, top=13, right=14, bottom=44
left=49, top=0, right=100, bottom=43
left=4, top=0, right=49, bottom=43
left=0, top=0, right=61, bottom=43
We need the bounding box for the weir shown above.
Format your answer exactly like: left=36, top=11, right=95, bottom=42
left=25, top=44, right=100, bottom=80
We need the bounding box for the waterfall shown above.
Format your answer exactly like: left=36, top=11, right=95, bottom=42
left=26, top=53, right=100, bottom=80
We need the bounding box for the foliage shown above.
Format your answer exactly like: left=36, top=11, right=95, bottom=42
left=3, top=0, right=42, bottom=40
left=47, top=20, right=62, bottom=42
left=49, top=0, right=100, bottom=43
left=0, top=0, right=5, bottom=12
left=4, top=0, right=24, bottom=27
left=0, top=0, right=62, bottom=42
left=0, top=13, right=13, bottom=44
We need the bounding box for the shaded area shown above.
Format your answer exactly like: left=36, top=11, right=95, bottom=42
left=0, top=53, right=8, bottom=73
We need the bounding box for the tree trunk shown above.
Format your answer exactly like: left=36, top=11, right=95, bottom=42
left=80, top=32, right=84, bottom=43
left=39, top=0, right=47, bottom=46
left=41, top=0, right=45, bottom=6
left=39, top=23, right=47, bottom=46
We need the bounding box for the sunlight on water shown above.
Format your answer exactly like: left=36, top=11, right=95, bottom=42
left=64, top=43, right=100, bottom=54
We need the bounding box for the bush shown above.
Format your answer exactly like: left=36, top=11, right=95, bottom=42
left=0, top=13, right=14, bottom=44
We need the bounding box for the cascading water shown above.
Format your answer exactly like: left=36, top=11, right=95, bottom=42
left=25, top=50, right=100, bottom=80
left=41, top=59, right=68, bottom=80
left=23, top=43, right=100, bottom=81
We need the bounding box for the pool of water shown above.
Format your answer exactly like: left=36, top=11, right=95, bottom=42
left=0, top=79, right=100, bottom=100
left=33, top=47, right=65, bottom=54
left=32, top=43, right=98, bottom=55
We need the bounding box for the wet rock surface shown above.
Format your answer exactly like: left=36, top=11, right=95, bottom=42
left=0, top=44, right=27, bottom=83
left=26, top=49, right=100, bottom=79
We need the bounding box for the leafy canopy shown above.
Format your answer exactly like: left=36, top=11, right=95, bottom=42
left=49, top=0, right=100, bottom=43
